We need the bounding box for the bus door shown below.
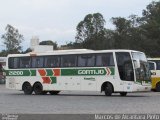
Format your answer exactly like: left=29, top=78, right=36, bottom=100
left=116, top=52, right=134, bottom=92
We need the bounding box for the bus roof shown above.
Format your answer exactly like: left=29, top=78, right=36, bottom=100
left=7, top=49, right=143, bottom=57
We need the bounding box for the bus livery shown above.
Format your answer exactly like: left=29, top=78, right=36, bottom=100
left=6, top=49, right=151, bottom=96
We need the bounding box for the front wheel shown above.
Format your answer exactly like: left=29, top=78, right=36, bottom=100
left=105, top=83, right=113, bottom=96
left=120, top=92, right=127, bottom=96
left=22, top=82, right=33, bottom=95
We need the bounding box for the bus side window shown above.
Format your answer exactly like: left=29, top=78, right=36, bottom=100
left=156, top=61, right=160, bottom=70
left=8, top=58, right=14, bottom=69
left=78, top=55, right=87, bottom=67
left=44, top=56, right=60, bottom=68
left=32, top=57, right=44, bottom=68
left=19, top=57, right=31, bottom=68
left=9, top=57, right=19, bottom=69
left=96, top=53, right=114, bottom=66
left=61, top=55, right=77, bottom=67
left=87, top=55, right=95, bottom=67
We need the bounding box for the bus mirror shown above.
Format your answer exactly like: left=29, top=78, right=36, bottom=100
left=133, top=59, right=140, bottom=69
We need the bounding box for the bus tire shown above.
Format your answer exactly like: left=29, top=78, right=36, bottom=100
left=105, top=83, right=113, bottom=96
left=120, top=92, right=127, bottom=96
left=22, top=82, right=33, bottom=95
left=49, top=91, right=60, bottom=95
left=33, top=82, right=44, bottom=95
left=156, top=82, right=160, bottom=92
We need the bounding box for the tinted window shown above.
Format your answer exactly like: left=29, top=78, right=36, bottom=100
left=32, top=57, right=44, bottom=68
left=148, top=62, right=155, bottom=70
left=78, top=54, right=95, bottom=67
left=19, top=57, right=31, bottom=68
left=149, top=60, right=160, bottom=70
left=96, top=53, right=114, bottom=66
left=44, top=56, right=60, bottom=68
left=8, top=58, right=19, bottom=69
left=87, top=55, right=95, bottom=66
left=61, top=55, right=77, bottom=67
left=116, top=52, right=134, bottom=81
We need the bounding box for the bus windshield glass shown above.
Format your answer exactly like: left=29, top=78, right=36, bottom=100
left=132, top=52, right=150, bottom=81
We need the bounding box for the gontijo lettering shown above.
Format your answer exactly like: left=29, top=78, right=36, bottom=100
left=78, top=69, right=105, bottom=75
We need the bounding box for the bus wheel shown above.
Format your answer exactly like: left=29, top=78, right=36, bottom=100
left=120, top=92, right=127, bottom=96
left=22, top=82, right=33, bottom=95
left=105, top=83, right=113, bottom=96
left=33, top=82, right=44, bottom=95
left=156, top=82, right=160, bottom=92
left=49, top=91, right=60, bottom=95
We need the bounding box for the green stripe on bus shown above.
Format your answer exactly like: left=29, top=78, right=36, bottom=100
left=46, top=69, right=53, bottom=76
left=6, top=70, right=36, bottom=76
left=6, top=67, right=115, bottom=76
left=50, top=77, right=57, bottom=84
left=110, top=68, right=115, bottom=75
left=61, top=68, right=114, bottom=76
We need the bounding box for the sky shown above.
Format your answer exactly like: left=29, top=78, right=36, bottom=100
left=0, top=0, right=155, bottom=51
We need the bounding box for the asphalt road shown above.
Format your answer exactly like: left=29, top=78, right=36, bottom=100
left=0, top=84, right=160, bottom=114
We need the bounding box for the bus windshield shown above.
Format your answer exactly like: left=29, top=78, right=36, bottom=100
left=132, top=52, right=150, bottom=81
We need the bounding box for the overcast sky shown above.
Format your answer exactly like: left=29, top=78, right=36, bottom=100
left=0, top=0, right=155, bottom=50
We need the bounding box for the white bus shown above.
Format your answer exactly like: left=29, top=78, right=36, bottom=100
left=6, top=49, right=151, bottom=96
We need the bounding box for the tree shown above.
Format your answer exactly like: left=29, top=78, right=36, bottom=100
left=75, top=13, right=106, bottom=50
left=111, top=17, right=133, bottom=49
left=22, top=48, right=32, bottom=54
left=1, top=24, right=24, bottom=53
left=111, top=16, right=146, bottom=51
left=139, top=1, right=160, bottom=56
left=39, top=40, right=58, bottom=50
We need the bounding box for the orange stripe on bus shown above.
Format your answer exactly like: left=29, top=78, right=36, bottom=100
left=53, top=69, right=60, bottom=76
left=38, top=69, right=46, bottom=76
left=42, top=77, right=51, bottom=84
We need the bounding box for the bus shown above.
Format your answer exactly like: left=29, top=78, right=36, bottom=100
left=148, top=58, right=160, bottom=91
left=0, top=57, right=6, bottom=84
left=5, top=49, right=151, bottom=96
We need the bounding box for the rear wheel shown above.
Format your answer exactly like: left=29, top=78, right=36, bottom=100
left=105, top=83, right=113, bottom=96
left=33, top=82, right=44, bottom=95
left=156, top=82, right=160, bottom=92
left=22, top=82, right=33, bottom=95
left=49, top=91, right=60, bottom=95
left=120, top=92, right=127, bottom=96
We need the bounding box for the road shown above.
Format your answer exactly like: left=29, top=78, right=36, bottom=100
left=0, top=84, right=160, bottom=114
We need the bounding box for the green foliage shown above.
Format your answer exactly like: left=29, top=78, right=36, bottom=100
left=1, top=24, right=24, bottom=54
left=75, top=13, right=107, bottom=50
left=73, top=1, right=160, bottom=57
left=140, top=1, right=160, bottom=56
left=22, top=48, right=32, bottom=54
